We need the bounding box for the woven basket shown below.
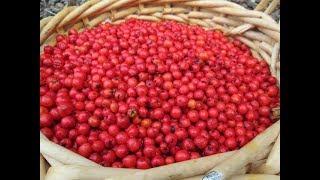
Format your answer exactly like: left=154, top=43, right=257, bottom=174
left=40, top=0, right=280, bottom=179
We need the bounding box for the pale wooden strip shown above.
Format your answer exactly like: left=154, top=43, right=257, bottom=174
left=163, top=7, right=188, bottom=14
left=209, top=7, right=275, bottom=23
left=261, top=13, right=277, bottom=23
left=82, top=17, right=90, bottom=26
left=211, top=16, right=242, bottom=26
left=237, top=16, right=279, bottom=32
left=207, top=6, right=277, bottom=25
left=70, top=21, right=85, bottom=31
left=276, top=69, right=280, bottom=84
left=203, top=18, right=216, bottom=28
left=255, top=0, right=272, bottom=11
left=127, top=14, right=161, bottom=21
left=252, top=134, right=280, bottom=174
left=236, top=36, right=258, bottom=51
left=270, top=43, right=280, bottom=76
left=40, top=154, right=46, bottom=180
left=189, top=18, right=210, bottom=27
left=40, top=16, right=53, bottom=32
left=210, top=7, right=261, bottom=18
left=205, top=20, right=230, bottom=32
left=112, top=19, right=125, bottom=24
left=152, top=12, right=163, bottom=18
left=77, top=0, right=117, bottom=20
left=139, top=7, right=164, bottom=14
left=58, top=0, right=100, bottom=28
left=125, top=14, right=138, bottom=19
left=177, top=13, right=189, bottom=21
left=259, top=41, right=273, bottom=55
left=188, top=11, right=215, bottom=18
left=180, top=0, right=245, bottom=9
left=249, top=159, right=267, bottom=172
left=162, top=14, right=187, bottom=23
left=229, top=174, right=280, bottom=180
left=122, top=0, right=157, bottom=8
left=40, top=132, right=64, bottom=167
left=43, top=154, right=64, bottom=167
left=259, top=48, right=271, bottom=64
left=113, top=7, right=138, bottom=20
left=40, top=6, right=75, bottom=44
left=251, top=49, right=262, bottom=60
left=243, top=30, right=274, bottom=45
left=258, top=27, right=280, bottom=42
left=56, top=27, right=65, bottom=34
left=265, top=0, right=280, bottom=14
left=151, top=0, right=192, bottom=5
left=88, top=13, right=110, bottom=27
left=45, top=165, right=140, bottom=180
left=101, top=0, right=136, bottom=13
left=227, top=24, right=253, bottom=35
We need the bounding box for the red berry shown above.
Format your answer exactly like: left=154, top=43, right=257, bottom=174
left=115, top=132, right=129, bottom=145
left=143, top=145, right=156, bottom=158
left=170, top=106, right=182, bottom=119
left=127, top=138, right=141, bottom=152
left=41, top=127, right=53, bottom=138
left=225, top=137, right=238, bottom=150
left=194, top=136, right=208, bottom=149
left=122, top=155, right=137, bottom=168
left=190, top=152, right=201, bottom=159
left=151, top=155, right=165, bottom=167
left=78, top=143, right=93, bottom=158
left=137, top=157, right=151, bottom=169
left=187, top=110, right=199, bottom=123
left=60, top=116, right=76, bottom=129
left=103, top=150, right=116, bottom=164
left=40, top=20, right=280, bottom=168
left=259, top=106, right=271, bottom=117
left=40, top=113, right=53, bottom=128
left=114, top=145, right=129, bottom=158
left=175, top=150, right=190, bottom=162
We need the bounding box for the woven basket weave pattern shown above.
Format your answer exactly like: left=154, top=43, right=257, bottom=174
left=40, top=0, right=280, bottom=177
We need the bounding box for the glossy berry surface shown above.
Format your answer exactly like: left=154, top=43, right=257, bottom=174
left=40, top=19, right=280, bottom=168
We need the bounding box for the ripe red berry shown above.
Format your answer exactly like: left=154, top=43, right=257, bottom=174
left=170, top=106, right=182, bottom=119
left=40, top=113, right=53, bottom=128
left=40, top=19, right=279, bottom=168
left=91, top=140, right=105, bottom=152
left=114, top=145, right=129, bottom=158
left=175, top=150, right=190, bottom=162
left=136, top=157, right=151, bottom=169
left=78, top=143, right=93, bottom=158
left=225, top=137, right=238, bottom=150
left=187, top=110, right=199, bottom=123
left=127, top=138, right=141, bottom=152
left=194, top=136, right=208, bottom=149
left=122, top=155, right=137, bottom=168
left=151, top=155, right=165, bottom=167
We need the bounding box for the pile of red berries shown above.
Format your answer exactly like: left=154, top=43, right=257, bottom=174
left=40, top=19, right=279, bottom=169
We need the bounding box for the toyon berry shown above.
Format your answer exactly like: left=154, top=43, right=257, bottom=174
left=40, top=19, right=279, bottom=168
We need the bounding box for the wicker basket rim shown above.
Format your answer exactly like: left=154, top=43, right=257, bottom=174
left=40, top=0, right=280, bottom=179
